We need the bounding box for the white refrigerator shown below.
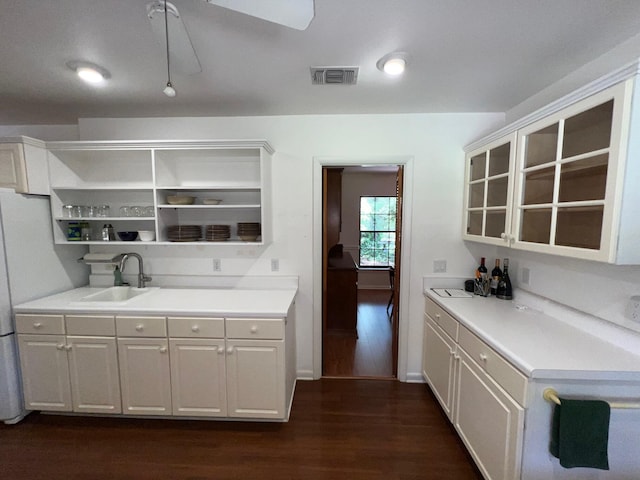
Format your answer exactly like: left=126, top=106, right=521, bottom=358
left=0, top=189, right=87, bottom=424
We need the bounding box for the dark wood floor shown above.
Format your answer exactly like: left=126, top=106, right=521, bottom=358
left=324, top=289, right=394, bottom=378
left=0, top=379, right=481, bottom=480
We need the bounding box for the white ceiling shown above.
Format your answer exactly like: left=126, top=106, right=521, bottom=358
left=2, top=0, right=640, bottom=125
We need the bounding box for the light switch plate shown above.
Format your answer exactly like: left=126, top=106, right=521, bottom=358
left=433, top=260, right=447, bottom=273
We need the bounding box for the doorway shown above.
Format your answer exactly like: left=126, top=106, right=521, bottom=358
left=322, top=165, right=403, bottom=378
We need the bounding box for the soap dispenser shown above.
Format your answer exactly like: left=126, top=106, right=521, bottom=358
left=114, top=266, right=124, bottom=286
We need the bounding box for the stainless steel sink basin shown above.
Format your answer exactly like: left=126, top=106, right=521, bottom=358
left=78, top=287, right=158, bottom=304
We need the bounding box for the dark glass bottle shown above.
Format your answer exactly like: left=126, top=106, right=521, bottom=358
left=490, top=259, right=502, bottom=296
left=477, top=257, right=487, bottom=276
left=475, top=257, right=489, bottom=296
left=496, top=258, right=513, bottom=300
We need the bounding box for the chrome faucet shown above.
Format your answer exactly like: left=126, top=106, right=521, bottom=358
left=117, top=253, right=152, bottom=288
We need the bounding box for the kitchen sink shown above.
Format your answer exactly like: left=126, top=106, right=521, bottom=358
left=78, top=286, right=158, bottom=304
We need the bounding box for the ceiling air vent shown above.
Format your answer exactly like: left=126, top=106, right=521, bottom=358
left=310, top=67, right=359, bottom=85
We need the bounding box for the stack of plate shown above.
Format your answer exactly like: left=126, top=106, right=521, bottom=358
left=167, top=225, right=201, bottom=242
left=237, top=222, right=261, bottom=241
left=205, top=225, right=230, bottom=242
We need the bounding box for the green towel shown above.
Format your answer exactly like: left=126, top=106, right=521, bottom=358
left=550, top=397, right=610, bottom=470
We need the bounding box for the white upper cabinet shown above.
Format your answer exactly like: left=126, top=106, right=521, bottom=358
left=0, top=137, right=49, bottom=195
left=46, top=140, right=273, bottom=245
left=463, top=133, right=517, bottom=245
left=464, top=69, right=640, bottom=264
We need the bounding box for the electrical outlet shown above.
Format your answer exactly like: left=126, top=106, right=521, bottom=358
left=271, top=259, right=279, bottom=272
left=625, top=296, right=640, bottom=322
left=213, top=258, right=221, bottom=272
left=433, top=260, right=447, bottom=273
left=521, top=267, right=530, bottom=285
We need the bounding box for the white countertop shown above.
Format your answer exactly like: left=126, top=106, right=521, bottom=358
left=425, top=289, right=640, bottom=382
left=14, top=287, right=297, bottom=318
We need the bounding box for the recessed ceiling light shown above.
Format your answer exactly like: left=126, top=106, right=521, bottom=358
left=66, top=61, right=111, bottom=85
left=376, top=52, right=409, bottom=76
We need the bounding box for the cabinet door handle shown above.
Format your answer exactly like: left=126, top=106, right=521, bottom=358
left=479, top=353, right=488, bottom=362
left=500, top=232, right=507, bottom=240
left=159, top=346, right=167, bottom=353
left=217, top=346, right=225, bottom=354
left=191, top=325, right=200, bottom=333
left=227, top=347, right=234, bottom=355
left=56, top=343, right=65, bottom=350
left=250, top=326, right=258, bottom=334
left=33, top=322, right=43, bottom=329
left=135, top=324, right=144, bottom=332
left=65, top=344, right=72, bottom=351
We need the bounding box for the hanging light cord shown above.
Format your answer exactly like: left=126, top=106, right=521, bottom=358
left=164, top=0, right=171, bottom=86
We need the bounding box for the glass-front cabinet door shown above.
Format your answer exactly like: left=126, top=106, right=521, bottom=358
left=511, top=80, right=631, bottom=262
left=463, top=133, right=517, bottom=245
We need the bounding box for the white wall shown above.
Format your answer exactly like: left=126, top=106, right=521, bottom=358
left=506, top=33, right=640, bottom=123
left=77, top=113, right=503, bottom=380
left=340, top=169, right=397, bottom=289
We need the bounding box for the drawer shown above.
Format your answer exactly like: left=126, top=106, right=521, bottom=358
left=66, top=315, right=115, bottom=336
left=425, top=298, right=459, bottom=341
left=168, top=317, right=224, bottom=338
left=116, top=316, right=166, bottom=337
left=15, top=314, right=65, bottom=334
left=459, top=325, right=527, bottom=405
left=225, top=317, right=284, bottom=340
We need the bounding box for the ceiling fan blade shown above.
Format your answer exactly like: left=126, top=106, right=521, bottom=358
left=205, top=0, right=314, bottom=30
left=148, top=1, right=202, bottom=75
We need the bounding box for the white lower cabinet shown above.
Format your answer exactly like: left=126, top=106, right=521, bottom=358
left=17, top=309, right=296, bottom=421
left=67, top=336, right=121, bottom=414
left=422, top=316, right=457, bottom=420
left=16, top=314, right=121, bottom=414
left=18, top=333, right=72, bottom=412
left=226, top=339, right=285, bottom=419
left=116, top=316, right=171, bottom=415
left=169, top=338, right=227, bottom=417
left=422, top=298, right=526, bottom=480
left=169, top=316, right=288, bottom=419
left=454, top=348, right=524, bottom=480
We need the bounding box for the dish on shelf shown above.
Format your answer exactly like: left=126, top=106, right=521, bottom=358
left=117, top=231, right=139, bottom=241
left=237, top=222, right=261, bottom=241
left=138, top=230, right=155, bottom=242
left=205, top=224, right=230, bottom=241
left=167, top=225, right=201, bottom=242
left=239, top=235, right=259, bottom=242
left=167, top=195, right=195, bottom=205
left=202, top=198, right=223, bottom=205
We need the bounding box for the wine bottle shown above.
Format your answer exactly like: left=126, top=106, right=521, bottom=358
left=475, top=257, right=489, bottom=296
left=477, top=257, right=487, bottom=276
left=490, top=259, right=502, bottom=296
left=496, top=258, right=513, bottom=300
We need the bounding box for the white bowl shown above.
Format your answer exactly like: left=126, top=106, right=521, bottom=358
left=203, top=198, right=222, bottom=205
left=167, top=195, right=195, bottom=205
left=138, top=230, right=156, bottom=242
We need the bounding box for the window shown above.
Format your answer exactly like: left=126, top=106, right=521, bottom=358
left=359, top=196, right=396, bottom=267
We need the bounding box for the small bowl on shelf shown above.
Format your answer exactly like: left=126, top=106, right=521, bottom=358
left=166, top=195, right=195, bottom=205
left=202, top=198, right=222, bottom=205
left=138, top=230, right=156, bottom=242
left=117, top=231, right=139, bottom=242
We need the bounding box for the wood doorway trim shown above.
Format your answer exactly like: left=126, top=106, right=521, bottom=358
left=391, top=165, right=404, bottom=376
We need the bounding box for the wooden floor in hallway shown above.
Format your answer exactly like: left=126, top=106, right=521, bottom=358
left=0, top=378, right=482, bottom=480
left=324, top=289, right=394, bottom=378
